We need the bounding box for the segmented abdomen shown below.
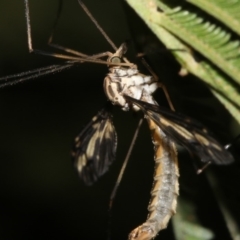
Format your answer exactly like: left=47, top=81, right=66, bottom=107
left=129, top=118, right=179, bottom=240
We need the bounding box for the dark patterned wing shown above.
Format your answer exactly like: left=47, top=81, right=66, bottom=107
left=71, top=108, right=117, bottom=185
left=124, top=95, right=234, bottom=165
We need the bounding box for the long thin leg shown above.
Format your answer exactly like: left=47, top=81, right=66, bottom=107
left=24, top=0, right=133, bottom=67
left=29, top=50, right=132, bottom=67
left=24, top=0, right=33, bottom=52
left=24, top=1, right=106, bottom=61
left=77, top=0, right=131, bottom=64
left=46, top=0, right=112, bottom=59
left=109, top=118, right=144, bottom=209
left=140, top=57, right=175, bottom=111
left=1, top=1, right=134, bottom=88
left=0, top=64, right=73, bottom=88
left=24, top=0, right=81, bottom=59
left=47, top=0, right=63, bottom=45
left=78, top=0, right=117, bottom=51
left=107, top=118, right=143, bottom=240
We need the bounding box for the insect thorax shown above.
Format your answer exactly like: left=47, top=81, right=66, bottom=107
left=104, top=66, right=158, bottom=111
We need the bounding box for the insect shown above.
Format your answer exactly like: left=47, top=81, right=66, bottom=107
left=0, top=1, right=235, bottom=240
left=68, top=2, right=233, bottom=239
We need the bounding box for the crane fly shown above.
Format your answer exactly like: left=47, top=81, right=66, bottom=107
left=0, top=0, right=235, bottom=239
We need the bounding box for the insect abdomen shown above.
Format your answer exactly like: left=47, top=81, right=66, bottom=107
left=129, top=118, right=179, bottom=240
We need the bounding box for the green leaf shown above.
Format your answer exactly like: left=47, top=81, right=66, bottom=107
left=172, top=198, right=214, bottom=240
left=125, top=0, right=240, bottom=125
left=187, top=0, right=240, bottom=35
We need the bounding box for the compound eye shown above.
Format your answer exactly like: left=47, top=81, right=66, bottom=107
left=109, top=56, right=121, bottom=64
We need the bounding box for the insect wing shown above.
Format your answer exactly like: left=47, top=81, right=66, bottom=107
left=124, top=95, right=234, bottom=165
left=71, top=109, right=117, bottom=185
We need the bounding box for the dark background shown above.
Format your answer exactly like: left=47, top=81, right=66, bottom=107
left=0, top=1, right=239, bottom=239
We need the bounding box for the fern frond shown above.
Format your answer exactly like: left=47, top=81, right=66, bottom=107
left=125, top=0, right=240, bottom=124
left=187, top=0, right=240, bottom=35
left=159, top=5, right=240, bottom=85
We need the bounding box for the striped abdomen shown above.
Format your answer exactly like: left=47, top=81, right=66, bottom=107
left=129, top=118, right=179, bottom=240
